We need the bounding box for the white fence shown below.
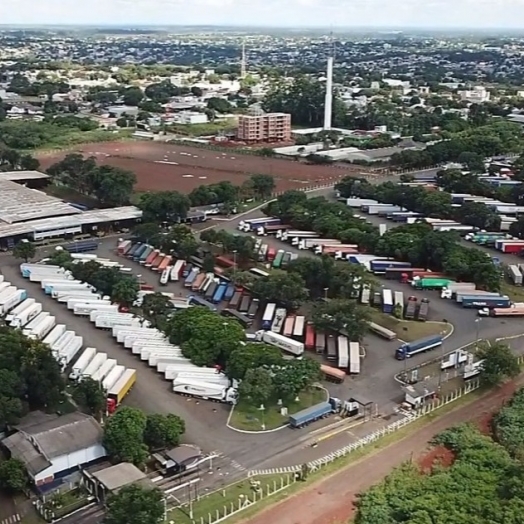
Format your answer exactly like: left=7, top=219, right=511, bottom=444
left=249, top=378, right=481, bottom=477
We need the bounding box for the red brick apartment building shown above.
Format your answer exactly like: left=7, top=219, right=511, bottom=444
left=236, top=112, right=292, bottom=142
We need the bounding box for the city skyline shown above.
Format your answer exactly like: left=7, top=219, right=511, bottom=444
left=2, top=0, right=524, bottom=30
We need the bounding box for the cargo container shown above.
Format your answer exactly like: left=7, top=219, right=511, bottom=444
left=508, top=265, right=523, bottom=286
left=305, top=324, right=315, bottom=351
left=440, top=283, right=476, bottom=299
left=417, top=298, right=430, bottom=321
left=360, top=286, right=371, bottom=305
left=262, top=303, right=276, bottom=330
left=172, top=380, right=238, bottom=404
left=412, top=278, right=454, bottom=290
left=69, top=348, right=96, bottom=381
left=393, top=291, right=404, bottom=313
left=384, top=267, right=426, bottom=281
left=370, top=260, right=411, bottom=274
left=170, top=259, right=186, bottom=282
left=315, top=331, right=326, bottom=354
left=188, top=295, right=217, bottom=311
left=62, top=294, right=106, bottom=306
left=337, top=336, right=349, bottom=369
left=238, top=217, right=280, bottom=231
left=148, top=252, right=164, bottom=270
left=272, top=250, right=285, bottom=269
left=184, top=268, right=200, bottom=288
left=44, top=282, right=92, bottom=295
left=140, top=345, right=182, bottom=361
left=75, top=304, right=118, bottom=317
left=396, top=335, right=443, bottom=360
left=228, top=291, right=242, bottom=309
left=152, top=254, right=169, bottom=272
left=107, top=369, right=136, bottom=413
left=0, top=282, right=12, bottom=297
left=288, top=401, right=334, bottom=428
left=326, top=335, right=337, bottom=361
left=204, top=282, right=218, bottom=301
left=462, top=295, right=511, bottom=309
left=149, top=351, right=186, bottom=367
left=349, top=342, right=360, bottom=374
left=164, top=364, right=209, bottom=380
left=92, top=359, right=118, bottom=383
left=10, top=302, right=42, bottom=328
left=6, top=298, right=35, bottom=323
left=0, top=288, right=27, bottom=315
left=382, top=289, right=393, bottom=314
left=117, top=239, right=132, bottom=255
left=238, top=295, right=251, bottom=313
left=22, top=312, right=50, bottom=337
left=126, top=336, right=169, bottom=352
left=292, top=315, right=305, bottom=338
left=270, top=308, right=285, bottom=334
left=117, top=328, right=163, bottom=345
left=455, top=290, right=501, bottom=303
left=102, top=365, right=126, bottom=392
left=255, top=330, right=304, bottom=356
left=137, top=245, right=154, bottom=263
left=280, top=230, right=317, bottom=241
left=247, top=298, right=260, bottom=318
left=320, top=364, right=345, bottom=383
left=283, top=316, right=295, bottom=337
left=57, top=336, right=83, bottom=369
left=82, top=352, right=108, bottom=380
left=368, top=322, right=396, bottom=340
left=27, top=315, right=56, bottom=340
left=481, top=305, right=524, bottom=317
left=95, top=315, right=146, bottom=330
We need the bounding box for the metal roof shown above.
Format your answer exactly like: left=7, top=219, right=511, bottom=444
left=0, top=179, right=79, bottom=224
left=0, top=170, right=50, bottom=181
left=0, top=206, right=142, bottom=239
left=92, top=462, right=149, bottom=491
left=2, top=411, right=104, bottom=475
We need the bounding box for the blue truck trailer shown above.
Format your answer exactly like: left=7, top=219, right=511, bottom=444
left=395, top=334, right=443, bottom=360
left=370, top=260, right=411, bottom=274
left=461, top=295, right=511, bottom=309
left=63, top=240, right=99, bottom=253
left=212, top=283, right=227, bottom=304
left=288, top=401, right=334, bottom=429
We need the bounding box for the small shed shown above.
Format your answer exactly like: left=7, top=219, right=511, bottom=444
left=154, top=445, right=202, bottom=475
left=84, top=462, right=156, bottom=503
left=402, top=382, right=438, bottom=408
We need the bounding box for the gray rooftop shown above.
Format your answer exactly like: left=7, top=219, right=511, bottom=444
left=2, top=412, right=103, bottom=475
left=165, top=445, right=201, bottom=466
left=91, top=462, right=150, bottom=492
left=0, top=170, right=50, bottom=182
left=0, top=179, right=80, bottom=224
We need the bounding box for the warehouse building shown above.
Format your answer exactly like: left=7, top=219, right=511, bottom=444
left=0, top=177, right=142, bottom=249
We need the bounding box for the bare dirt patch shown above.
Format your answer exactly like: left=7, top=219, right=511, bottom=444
left=38, top=141, right=363, bottom=194
left=418, top=445, right=456, bottom=473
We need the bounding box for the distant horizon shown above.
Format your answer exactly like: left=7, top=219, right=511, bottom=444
left=2, top=0, right=524, bottom=31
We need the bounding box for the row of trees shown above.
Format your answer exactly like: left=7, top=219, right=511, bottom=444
left=47, top=153, right=136, bottom=207
left=334, top=179, right=501, bottom=290
left=0, top=146, right=40, bottom=171
left=48, top=251, right=140, bottom=307
left=389, top=121, right=522, bottom=169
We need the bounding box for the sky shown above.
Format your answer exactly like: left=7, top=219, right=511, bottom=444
left=1, top=0, right=524, bottom=29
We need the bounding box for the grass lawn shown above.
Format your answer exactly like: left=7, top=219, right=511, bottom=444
left=369, top=311, right=453, bottom=342
left=229, top=387, right=328, bottom=431
left=166, top=475, right=289, bottom=524
left=501, top=281, right=524, bottom=303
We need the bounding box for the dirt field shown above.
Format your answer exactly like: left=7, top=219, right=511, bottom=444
left=38, top=141, right=361, bottom=194
left=243, top=379, right=521, bottom=524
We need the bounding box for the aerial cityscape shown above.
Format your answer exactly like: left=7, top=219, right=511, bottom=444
left=0, top=16, right=524, bottom=524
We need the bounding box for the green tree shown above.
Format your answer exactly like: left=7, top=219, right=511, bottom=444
left=477, top=342, right=520, bottom=387
left=139, top=191, right=191, bottom=223
left=72, top=378, right=106, bottom=419
left=202, top=253, right=216, bottom=273
left=207, top=97, right=231, bottom=113
left=12, top=240, right=36, bottom=262
left=132, top=222, right=161, bottom=244
left=272, top=359, right=321, bottom=401
left=226, top=343, right=283, bottom=380
left=238, top=368, right=274, bottom=406
left=143, top=413, right=185, bottom=451
left=111, top=278, right=139, bottom=307
left=121, top=87, right=144, bottom=106
left=0, top=458, right=27, bottom=493
left=249, top=174, right=275, bottom=199
left=312, top=299, right=370, bottom=341
left=251, top=271, right=308, bottom=310
left=105, top=485, right=164, bottom=524
left=141, top=293, right=173, bottom=328
left=103, top=407, right=148, bottom=465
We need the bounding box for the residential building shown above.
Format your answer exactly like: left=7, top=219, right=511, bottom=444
left=175, top=111, right=208, bottom=125
left=1, top=411, right=106, bottom=486
left=459, top=86, right=490, bottom=103
left=237, top=111, right=291, bottom=142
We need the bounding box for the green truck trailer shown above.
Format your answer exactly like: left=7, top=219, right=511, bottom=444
left=413, top=278, right=454, bottom=290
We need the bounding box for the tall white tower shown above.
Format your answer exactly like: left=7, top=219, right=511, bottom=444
left=323, top=56, right=334, bottom=130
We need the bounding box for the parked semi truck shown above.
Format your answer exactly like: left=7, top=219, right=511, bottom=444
left=417, top=298, right=430, bottom=321
left=440, top=282, right=476, bottom=299
left=288, top=401, right=334, bottom=429
left=255, top=330, right=304, bottom=356
left=395, top=334, right=443, bottom=360
left=412, top=278, right=454, bottom=290
left=0, top=289, right=27, bottom=315
left=69, top=347, right=97, bottom=381
left=479, top=305, right=524, bottom=317
left=42, top=324, right=66, bottom=347
left=102, top=365, right=126, bottom=392
left=5, top=298, right=35, bottom=323
left=461, top=295, right=511, bottom=309
left=404, top=296, right=418, bottom=320
left=172, top=379, right=238, bottom=404
left=107, top=369, right=137, bottom=413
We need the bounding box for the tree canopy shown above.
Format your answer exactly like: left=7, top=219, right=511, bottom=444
left=105, top=484, right=164, bottom=524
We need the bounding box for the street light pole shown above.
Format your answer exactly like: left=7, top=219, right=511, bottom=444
left=437, top=329, right=446, bottom=393
left=475, top=318, right=481, bottom=348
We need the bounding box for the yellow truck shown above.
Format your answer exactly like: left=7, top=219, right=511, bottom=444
left=107, top=369, right=136, bottom=413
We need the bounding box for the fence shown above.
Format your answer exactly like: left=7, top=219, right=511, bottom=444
left=249, top=378, right=481, bottom=477
left=167, top=474, right=297, bottom=524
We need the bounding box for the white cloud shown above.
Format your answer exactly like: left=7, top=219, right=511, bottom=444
left=0, top=0, right=523, bottom=28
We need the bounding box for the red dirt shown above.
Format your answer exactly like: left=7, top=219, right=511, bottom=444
left=37, top=141, right=363, bottom=194
left=242, top=379, right=522, bottom=524
left=418, top=445, right=456, bottom=472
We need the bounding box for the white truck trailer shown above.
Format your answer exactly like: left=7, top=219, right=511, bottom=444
left=175, top=372, right=230, bottom=386
left=122, top=333, right=166, bottom=349
left=81, top=353, right=108, bottom=380
left=5, top=298, right=35, bottom=323
left=94, top=314, right=147, bottom=330
left=255, top=330, right=304, bottom=356
left=27, top=315, right=56, bottom=340
left=9, top=302, right=42, bottom=328
left=0, top=289, right=27, bottom=315
left=74, top=304, right=119, bottom=317
left=172, top=379, right=238, bottom=404
left=57, top=336, right=83, bottom=368
left=43, top=324, right=67, bottom=347
left=51, top=331, right=76, bottom=356
left=102, top=365, right=126, bottom=391
left=41, top=278, right=81, bottom=290
left=69, top=347, right=97, bottom=381
left=0, top=282, right=12, bottom=296
left=22, top=312, right=50, bottom=337
left=164, top=364, right=211, bottom=380
left=64, top=295, right=107, bottom=308
left=140, top=346, right=182, bottom=361
left=147, top=350, right=184, bottom=366
left=92, top=358, right=117, bottom=382
left=156, top=358, right=191, bottom=373
left=112, top=326, right=161, bottom=341
left=130, top=339, right=174, bottom=354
